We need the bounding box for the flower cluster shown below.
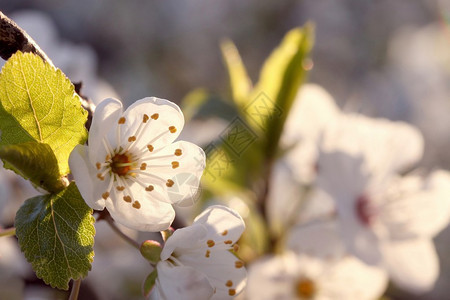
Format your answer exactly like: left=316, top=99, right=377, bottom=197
left=70, top=97, right=247, bottom=299
left=248, top=84, right=450, bottom=298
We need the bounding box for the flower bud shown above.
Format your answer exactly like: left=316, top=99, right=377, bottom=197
left=140, top=240, right=162, bottom=264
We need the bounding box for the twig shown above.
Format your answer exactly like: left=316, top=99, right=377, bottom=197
left=0, top=227, right=16, bottom=237
left=104, top=214, right=140, bottom=249
left=68, top=279, right=81, bottom=300
left=0, top=11, right=54, bottom=65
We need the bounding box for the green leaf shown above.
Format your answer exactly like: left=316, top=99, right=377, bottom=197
left=220, top=39, right=252, bottom=108
left=246, top=24, right=314, bottom=158
left=0, top=141, right=65, bottom=193
left=143, top=270, right=158, bottom=297
left=0, top=51, right=88, bottom=175
left=15, top=182, right=95, bottom=290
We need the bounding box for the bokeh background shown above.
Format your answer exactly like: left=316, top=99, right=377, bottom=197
left=1, top=1, right=450, bottom=299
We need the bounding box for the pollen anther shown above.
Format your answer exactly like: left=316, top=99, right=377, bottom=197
left=143, top=114, right=149, bottom=123
left=123, top=196, right=132, bottom=203
left=151, top=113, right=159, bottom=120
left=205, top=250, right=210, bottom=258
left=102, top=192, right=109, bottom=199
left=174, top=149, right=182, bottom=156
left=235, top=261, right=244, bottom=268
left=226, top=280, right=233, bottom=287
left=166, top=179, right=175, bottom=187
left=128, top=136, right=137, bottom=142
left=96, top=162, right=102, bottom=169
left=222, top=230, right=228, bottom=236
left=118, top=117, right=126, bottom=124
left=132, top=201, right=141, bottom=209
left=224, top=240, right=233, bottom=244
left=147, top=145, right=154, bottom=152
left=116, top=186, right=125, bottom=191
left=207, top=240, right=215, bottom=247
left=145, top=185, right=154, bottom=191
left=169, top=126, right=177, bottom=133
left=171, top=161, right=179, bottom=169
left=228, top=289, right=236, bottom=296
left=140, top=163, right=147, bottom=170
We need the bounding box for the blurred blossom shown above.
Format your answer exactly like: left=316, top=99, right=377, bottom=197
left=280, top=84, right=339, bottom=184
left=154, top=205, right=246, bottom=299
left=5, top=10, right=118, bottom=104
left=247, top=251, right=387, bottom=300
left=317, top=113, right=450, bottom=294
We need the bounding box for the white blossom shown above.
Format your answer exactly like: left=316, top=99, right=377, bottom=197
left=247, top=251, right=387, bottom=300
left=317, top=114, right=450, bottom=293
left=69, top=97, right=205, bottom=231
left=154, top=205, right=246, bottom=299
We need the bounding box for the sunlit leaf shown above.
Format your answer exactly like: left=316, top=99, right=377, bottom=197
left=247, top=24, right=314, bottom=158
left=15, top=182, right=95, bottom=290
left=221, top=39, right=252, bottom=108
left=0, top=51, right=88, bottom=175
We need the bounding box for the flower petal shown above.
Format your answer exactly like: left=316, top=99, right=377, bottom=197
left=177, top=247, right=247, bottom=298
left=247, top=254, right=298, bottom=300
left=120, top=97, right=184, bottom=152
left=381, top=238, right=439, bottom=294
left=155, top=261, right=214, bottom=300
left=160, top=223, right=207, bottom=260
left=106, top=187, right=175, bottom=231
left=193, top=205, right=245, bottom=248
left=69, top=144, right=107, bottom=210
left=337, top=207, right=383, bottom=266
left=319, top=256, right=388, bottom=300
left=287, top=220, right=346, bottom=259
left=141, top=141, right=206, bottom=206
left=381, top=170, right=450, bottom=239
left=88, top=98, right=123, bottom=165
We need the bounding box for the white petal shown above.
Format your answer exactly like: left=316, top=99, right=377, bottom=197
left=177, top=247, right=247, bottom=298
left=246, top=255, right=298, bottom=300
left=322, top=114, right=423, bottom=179
left=155, top=261, right=214, bottom=300
left=337, top=207, right=383, bottom=266
left=381, top=170, right=450, bottom=239
left=69, top=144, right=107, bottom=210
left=88, top=98, right=123, bottom=165
left=381, top=238, right=439, bottom=294
left=160, top=224, right=207, bottom=260
left=287, top=220, right=346, bottom=259
left=106, top=186, right=175, bottom=231
left=317, top=151, right=370, bottom=206
left=120, top=97, right=184, bottom=152
left=193, top=205, right=245, bottom=247
left=142, top=141, right=206, bottom=206
left=319, top=256, right=388, bottom=300
left=266, top=161, right=306, bottom=235
left=281, top=83, right=339, bottom=147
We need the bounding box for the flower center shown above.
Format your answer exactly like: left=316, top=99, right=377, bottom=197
left=296, top=278, right=315, bottom=299
left=355, top=194, right=375, bottom=226
left=111, top=153, right=133, bottom=176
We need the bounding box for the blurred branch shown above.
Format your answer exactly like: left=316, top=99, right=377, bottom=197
left=0, top=227, right=16, bottom=237
left=0, top=11, right=54, bottom=65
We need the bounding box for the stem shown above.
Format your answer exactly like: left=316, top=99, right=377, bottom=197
left=0, top=227, right=16, bottom=237
left=68, top=279, right=81, bottom=300
left=105, top=215, right=140, bottom=249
